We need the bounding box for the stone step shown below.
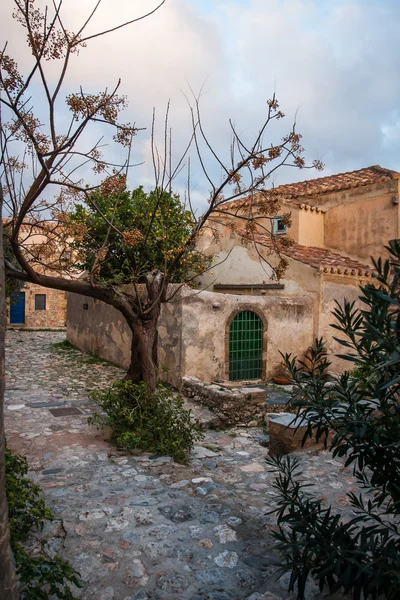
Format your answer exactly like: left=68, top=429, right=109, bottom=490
left=183, top=398, right=222, bottom=430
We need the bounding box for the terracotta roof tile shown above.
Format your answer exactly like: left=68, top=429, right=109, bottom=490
left=267, top=165, right=398, bottom=200
left=224, top=165, right=399, bottom=211
left=245, top=232, right=373, bottom=277
left=284, top=243, right=373, bottom=276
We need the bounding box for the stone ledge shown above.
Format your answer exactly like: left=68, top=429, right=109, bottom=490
left=268, top=411, right=333, bottom=455
left=182, top=376, right=267, bottom=428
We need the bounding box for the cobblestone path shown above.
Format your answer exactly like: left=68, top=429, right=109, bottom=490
left=5, top=331, right=358, bottom=600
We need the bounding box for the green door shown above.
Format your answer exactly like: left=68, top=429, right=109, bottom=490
left=229, top=310, right=263, bottom=380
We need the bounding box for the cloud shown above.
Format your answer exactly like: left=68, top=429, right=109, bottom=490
left=216, top=0, right=400, bottom=181
left=1, top=0, right=399, bottom=210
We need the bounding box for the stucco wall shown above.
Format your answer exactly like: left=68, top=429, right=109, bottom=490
left=67, top=287, right=314, bottom=386
left=198, top=237, right=321, bottom=298
left=305, top=180, right=399, bottom=210
left=297, top=209, right=325, bottom=247
left=179, top=288, right=314, bottom=382
left=286, top=208, right=299, bottom=242
left=67, top=275, right=364, bottom=386
left=157, top=295, right=183, bottom=388
left=324, top=182, right=399, bottom=260
left=319, top=274, right=368, bottom=372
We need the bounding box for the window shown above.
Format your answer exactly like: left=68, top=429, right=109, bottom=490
left=273, top=216, right=287, bottom=235
left=35, top=294, right=46, bottom=310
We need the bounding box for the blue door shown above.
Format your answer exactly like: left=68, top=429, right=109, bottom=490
left=10, top=292, right=25, bottom=324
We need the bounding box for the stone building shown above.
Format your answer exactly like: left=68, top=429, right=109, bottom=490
left=9, top=284, right=67, bottom=329
left=67, top=165, right=400, bottom=386
left=8, top=222, right=71, bottom=329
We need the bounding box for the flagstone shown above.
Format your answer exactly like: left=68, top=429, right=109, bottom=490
left=4, top=331, right=367, bottom=600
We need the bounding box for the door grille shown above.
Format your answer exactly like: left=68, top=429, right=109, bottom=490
left=229, top=310, right=263, bottom=380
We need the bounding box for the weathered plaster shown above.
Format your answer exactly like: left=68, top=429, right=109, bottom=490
left=67, top=286, right=315, bottom=386
left=325, top=190, right=399, bottom=260
left=180, top=287, right=314, bottom=382
left=297, top=209, right=325, bottom=247
left=319, top=274, right=369, bottom=372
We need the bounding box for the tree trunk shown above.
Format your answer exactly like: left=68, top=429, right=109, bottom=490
left=124, top=272, right=165, bottom=394
left=125, top=328, right=159, bottom=385
left=124, top=333, right=142, bottom=383
left=0, top=188, right=19, bottom=599
left=132, top=316, right=160, bottom=394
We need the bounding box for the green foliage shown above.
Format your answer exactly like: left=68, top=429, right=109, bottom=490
left=267, top=454, right=400, bottom=600
left=52, top=339, right=75, bottom=351
left=68, top=186, right=211, bottom=286
left=349, top=362, right=380, bottom=393
left=5, top=444, right=81, bottom=598
left=89, top=380, right=203, bottom=463
left=14, top=548, right=81, bottom=600
left=269, top=240, right=400, bottom=600
left=6, top=447, right=52, bottom=544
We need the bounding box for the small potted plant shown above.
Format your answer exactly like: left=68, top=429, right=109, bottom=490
left=272, top=363, right=292, bottom=386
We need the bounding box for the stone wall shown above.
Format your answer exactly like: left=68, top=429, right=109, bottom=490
left=182, top=376, right=267, bottom=427
left=67, top=293, right=132, bottom=370
left=67, top=286, right=315, bottom=387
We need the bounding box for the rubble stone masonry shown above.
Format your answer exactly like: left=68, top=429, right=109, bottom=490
left=8, top=283, right=66, bottom=329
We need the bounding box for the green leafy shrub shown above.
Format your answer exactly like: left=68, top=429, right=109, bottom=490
left=268, top=240, right=400, bottom=600
left=89, top=380, right=203, bottom=463
left=349, top=362, right=380, bottom=393
left=6, top=447, right=53, bottom=544
left=5, top=444, right=81, bottom=598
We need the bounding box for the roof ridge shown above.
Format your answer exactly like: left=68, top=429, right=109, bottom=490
left=223, top=164, right=399, bottom=210
left=271, top=164, right=399, bottom=193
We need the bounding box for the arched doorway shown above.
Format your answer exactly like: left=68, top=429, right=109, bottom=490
left=229, top=310, right=263, bottom=380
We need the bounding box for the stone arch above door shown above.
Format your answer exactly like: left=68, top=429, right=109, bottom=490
left=225, top=306, right=268, bottom=381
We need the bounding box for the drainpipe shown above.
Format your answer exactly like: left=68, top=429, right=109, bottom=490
left=314, top=272, right=324, bottom=341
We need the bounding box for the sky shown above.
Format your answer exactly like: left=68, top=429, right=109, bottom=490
left=1, top=0, right=400, bottom=212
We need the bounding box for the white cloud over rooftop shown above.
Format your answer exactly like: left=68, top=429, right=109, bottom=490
left=1, top=0, right=399, bottom=210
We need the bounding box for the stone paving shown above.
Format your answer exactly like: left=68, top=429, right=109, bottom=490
left=5, top=331, right=361, bottom=600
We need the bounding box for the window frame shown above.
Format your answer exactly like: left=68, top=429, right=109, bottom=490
left=34, top=294, right=46, bottom=311
left=272, top=216, right=287, bottom=235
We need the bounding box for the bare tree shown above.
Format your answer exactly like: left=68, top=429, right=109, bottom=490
left=1, top=1, right=323, bottom=393
left=0, top=0, right=168, bottom=596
